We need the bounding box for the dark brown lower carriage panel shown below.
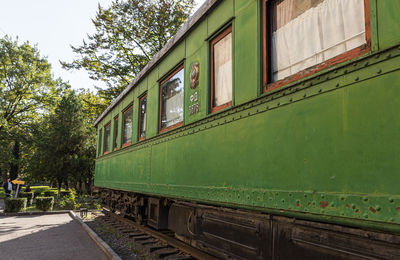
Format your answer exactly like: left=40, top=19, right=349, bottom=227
left=169, top=203, right=271, bottom=260
left=273, top=217, right=400, bottom=260
left=100, top=189, right=400, bottom=259
left=168, top=202, right=400, bottom=260
left=148, top=197, right=169, bottom=230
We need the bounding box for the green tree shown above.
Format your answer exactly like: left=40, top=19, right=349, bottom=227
left=61, top=0, right=195, bottom=103
left=0, top=36, right=61, bottom=180
left=29, top=91, right=89, bottom=194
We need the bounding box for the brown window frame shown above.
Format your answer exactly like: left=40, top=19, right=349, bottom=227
left=210, top=25, right=233, bottom=113
left=98, top=128, right=102, bottom=157
left=262, top=0, right=371, bottom=93
left=103, top=122, right=111, bottom=155
left=113, top=115, right=119, bottom=151
left=121, top=105, right=133, bottom=148
left=138, top=93, right=147, bottom=141
left=159, top=64, right=184, bottom=134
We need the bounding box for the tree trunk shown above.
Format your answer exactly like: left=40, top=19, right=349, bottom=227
left=57, top=180, right=62, bottom=198
left=9, top=141, right=20, bottom=180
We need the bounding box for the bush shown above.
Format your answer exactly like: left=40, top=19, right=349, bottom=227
left=5, top=198, right=27, bottom=213
left=36, top=197, right=54, bottom=211
left=18, top=192, right=34, bottom=206
left=59, top=191, right=71, bottom=197
left=44, top=191, right=57, bottom=197
left=33, top=191, right=42, bottom=198
left=55, top=191, right=80, bottom=210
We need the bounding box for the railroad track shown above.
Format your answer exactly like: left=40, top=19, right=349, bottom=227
left=96, top=208, right=219, bottom=260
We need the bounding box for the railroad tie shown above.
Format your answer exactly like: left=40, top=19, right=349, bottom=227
left=151, top=248, right=179, bottom=259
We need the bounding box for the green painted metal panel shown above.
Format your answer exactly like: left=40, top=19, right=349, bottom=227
left=146, top=83, right=159, bottom=139
left=184, top=45, right=208, bottom=124
left=147, top=67, right=159, bottom=90
left=207, top=0, right=234, bottom=36
left=377, top=0, right=400, bottom=49
left=186, top=20, right=207, bottom=57
left=159, top=42, right=186, bottom=80
left=234, top=0, right=259, bottom=104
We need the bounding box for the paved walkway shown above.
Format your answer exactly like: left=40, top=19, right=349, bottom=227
left=0, top=213, right=108, bottom=260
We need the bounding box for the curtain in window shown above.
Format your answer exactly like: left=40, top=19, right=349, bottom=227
left=104, top=125, right=111, bottom=152
left=272, top=0, right=366, bottom=81
left=123, top=108, right=132, bottom=144
left=214, top=32, right=232, bottom=107
left=139, top=97, right=146, bottom=138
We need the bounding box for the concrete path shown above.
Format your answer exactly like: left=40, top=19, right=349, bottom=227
left=0, top=213, right=108, bottom=260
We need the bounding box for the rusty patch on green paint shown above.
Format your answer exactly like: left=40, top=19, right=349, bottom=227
left=369, top=207, right=377, bottom=214
left=396, top=207, right=400, bottom=212
left=320, top=201, right=329, bottom=208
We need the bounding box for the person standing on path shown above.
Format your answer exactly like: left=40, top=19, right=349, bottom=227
left=2, top=178, right=12, bottom=197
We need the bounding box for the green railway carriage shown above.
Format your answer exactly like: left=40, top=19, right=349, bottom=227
left=94, top=0, right=400, bottom=258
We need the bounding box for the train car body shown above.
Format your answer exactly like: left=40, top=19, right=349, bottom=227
left=94, top=0, right=400, bottom=258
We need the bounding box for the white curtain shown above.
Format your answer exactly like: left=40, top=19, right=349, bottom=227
left=214, top=32, right=232, bottom=106
left=165, top=90, right=183, bottom=127
left=272, top=0, right=366, bottom=81
left=123, top=110, right=132, bottom=143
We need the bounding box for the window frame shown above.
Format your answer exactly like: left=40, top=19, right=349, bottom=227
left=159, top=64, right=185, bottom=134
left=138, top=93, right=147, bottom=141
left=98, top=128, right=102, bottom=157
left=262, top=0, right=371, bottom=92
left=121, top=105, right=133, bottom=148
left=103, top=121, right=111, bottom=155
left=113, top=115, right=119, bottom=151
left=210, top=25, right=233, bottom=114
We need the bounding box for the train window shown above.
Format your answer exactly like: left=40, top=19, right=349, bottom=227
left=113, top=116, right=118, bottom=150
left=98, top=129, right=102, bottom=157
left=263, top=0, right=370, bottom=90
left=122, top=105, right=133, bottom=147
left=210, top=26, right=232, bottom=113
left=138, top=94, right=147, bottom=141
left=159, top=65, right=184, bottom=133
left=103, top=122, right=111, bottom=154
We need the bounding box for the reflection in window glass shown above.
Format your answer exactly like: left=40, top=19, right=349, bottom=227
left=104, top=123, right=111, bottom=153
left=122, top=107, right=133, bottom=145
left=113, top=116, right=118, bottom=150
left=213, top=31, right=232, bottom=107
left=139, top=96, right=147, bottom=139
left=160, top=68, right=184, bottom=130
left=271, top=0, right=366, bottom=81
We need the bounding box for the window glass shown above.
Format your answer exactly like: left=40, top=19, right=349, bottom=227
left=104, top=123, right=111, bottom=153
left=271, top=0, right=366, bottom=81
left=122, top=107, right=133, bottom=145
left=98, top=129, right=102, bottom=157
left=139, top=96, right=147, bottom=140
left=160, top=67, right=184, bottom=130
left=113, top=116, right=118, bottom=150
left=213, top=30, right=232, bottom=108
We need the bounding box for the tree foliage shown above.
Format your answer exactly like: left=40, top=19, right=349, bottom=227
left=28, top=90, right=95, bottom=193
left=61, top=0, right=195, bottom=103
left=0, top=36, right=61, bottom=179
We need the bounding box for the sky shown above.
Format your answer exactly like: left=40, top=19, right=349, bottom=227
left=0, top=0, right=206, bottom=92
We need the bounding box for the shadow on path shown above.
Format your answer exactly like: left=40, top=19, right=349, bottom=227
left=0, top=214, right=108, bottom=260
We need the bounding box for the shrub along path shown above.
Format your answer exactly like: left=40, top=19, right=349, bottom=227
left=0, top=213, right=108, bottom=260
left=0, top=199, right=4, bottom=213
